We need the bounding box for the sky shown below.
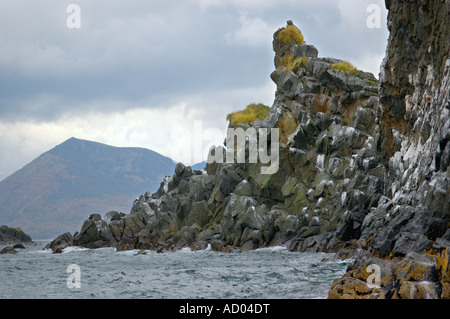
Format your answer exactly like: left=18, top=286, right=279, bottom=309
left=0, top=0, right=389, bottom=181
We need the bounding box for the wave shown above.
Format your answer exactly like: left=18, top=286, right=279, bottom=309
left=254, top=246, right=287, bottom=252
left=175, top=244, right=212, bottom=254
left=115, top=249, right=143, bottom=255
left=61, top=246, right=90, bottom=253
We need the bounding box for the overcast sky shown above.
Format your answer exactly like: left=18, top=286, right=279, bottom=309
left=0, top=0, right=388, bottom=181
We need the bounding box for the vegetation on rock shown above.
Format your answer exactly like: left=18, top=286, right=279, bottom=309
left=226, top=103, right=270, bottom=126
left=276, top=21, right=305, bottom=46
left=330, top=60, right=358, bottom=75
left=280, top=55, right=309, bottom=73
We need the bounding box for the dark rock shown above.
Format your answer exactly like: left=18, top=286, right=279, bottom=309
left=186, top=201, right=212, bottom=228
left=73, top=214, right=108, bottom=247
left=0, top=246, right=17, bottom=254
left=336, top=211, right=366, bottom=242
left=0, top=225, right=32, bottom=244
left=217, top=165, right=243, bottom=196
left=329, top=250, right=447, bottom=299
left=44, top=232, right=73, bottom=253
left=293, top=44, right=318, bottom=58
left=46, top=12, right=448, bottom=302
left=104, top=211, right=123, bottom=223
left=329, top=0, right=449, bottom=298
left=392, top=232, right=433, bottom=257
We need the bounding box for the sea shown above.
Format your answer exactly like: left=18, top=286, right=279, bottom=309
left=0, top=241, right=348, bottom=299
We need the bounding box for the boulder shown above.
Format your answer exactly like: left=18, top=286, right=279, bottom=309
left=0, top=246, right=17, bottom=254
left=73, top=214, right=111, bottom=248
left=0, top=225, right=32, bottom=243
left=45, top=232, right=73, bottom=253
left=293, top=44, right=318, bottom=58
left=329, top=250, right=449, bottom=299
left=186, top=201, right=212, bottom=228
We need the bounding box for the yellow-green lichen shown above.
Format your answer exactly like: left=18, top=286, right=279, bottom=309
left=226, top=103, right=270, bottom=126
left=277, top=24, right=305, bottom=46
left=280, top=55, right=309, bottom=73
left=330, top=60, right=358, bottom=75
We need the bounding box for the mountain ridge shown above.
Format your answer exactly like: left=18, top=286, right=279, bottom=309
left=0, top=137, right=177, bottom=239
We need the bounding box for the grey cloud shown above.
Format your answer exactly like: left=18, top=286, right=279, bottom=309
left=0, top=0, right=387, bottom=121
left=0, top=0, right=388, bottom=180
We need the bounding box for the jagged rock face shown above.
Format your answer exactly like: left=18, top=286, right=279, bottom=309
left=328, top=0, right=450, bottom=299
left=379, top=0, right=449, bottom=127
left=128, top=22, right=383, bottom=253
left=49, top=3, right=448, bottom=269
left=362, top=0, right=450, bottom=258
left=49, top=22, right=384, bottom=253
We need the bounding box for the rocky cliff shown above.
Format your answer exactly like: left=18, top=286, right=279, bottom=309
left=48, top=26, right=383, bottom=254
left=328, top=0, right=449, bottom=299
left=47, top=0, right=449, bottom=299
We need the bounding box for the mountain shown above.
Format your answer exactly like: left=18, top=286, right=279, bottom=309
left=0, top=137, right=176, bottom=239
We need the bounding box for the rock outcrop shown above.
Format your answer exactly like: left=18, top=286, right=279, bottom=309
left=361, top=0, right=450, bottom=259
left=0, top=246, right=17, bottom=254
left=0, top=225, right=32, bottom=244
left=327, top=0, right=450, bottom=299
left=328, top=249, right=449, bottom=299
left=47, top=25, right=384, bottom=254
left=0, top=225, right=32, bottom=254
left=47, top=0, right=449, bottom=299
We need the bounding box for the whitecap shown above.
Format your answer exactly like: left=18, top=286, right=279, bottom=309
left=61, top=246, right=90, bottom=253
left=177, top=247, right=193, bottom=254
left=95, top=247, right=115, bottom=253
left=193, top=244, right=213, bottom=253
left=173, top=244, right=214, bottom=254
left=115, top=249, right=142, bottom=255
left=255, top=246, right=287, bottom=252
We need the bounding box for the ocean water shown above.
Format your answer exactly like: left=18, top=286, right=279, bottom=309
left=0, top=241, right=348, bottom=299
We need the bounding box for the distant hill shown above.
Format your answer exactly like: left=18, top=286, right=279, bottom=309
left=191, top=161, right=207, bottom=171
left=0, top=137, right=176, bottom=239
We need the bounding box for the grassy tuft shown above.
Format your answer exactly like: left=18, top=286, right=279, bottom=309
left=279, top=54, right=294, bottom=68
left=330, top=60, right=358, bottom=75
left=277, top=25, right=305, bottom=45
left=284, top=56, right=309, bottom=73
left=278, top=54, right=308, bottom=73
left=226, top=103, right=270, bottom=126
left=365, top=79, right=379, bottom=87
